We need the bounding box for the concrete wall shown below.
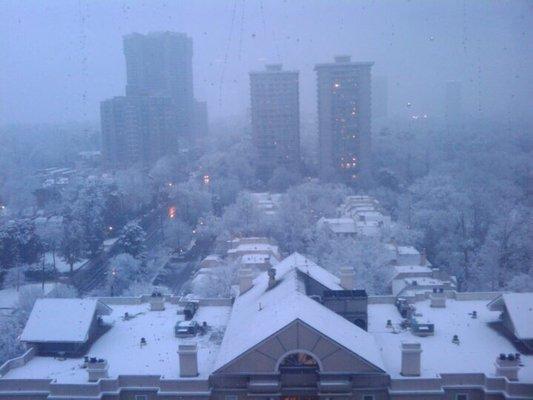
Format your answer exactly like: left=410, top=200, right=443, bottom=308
left=0, top=347, right=36, bottom=377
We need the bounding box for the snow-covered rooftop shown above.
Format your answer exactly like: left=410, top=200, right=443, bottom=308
left=397, top=246, right=420, bottom=255
left=391, top=265, right=433, bottom=275
left=6, top=302, right=231, bottom=382
left=488, top=293, right=533, bottom=339
left=318, top=217, right=357, bottom=234
left=20, top=299, right=111, bottom=343
left=369, top=298, right=533, bottom=381
left=215, top=253, right=383, bottom=372
left=240, top=253, right=275, bottom=265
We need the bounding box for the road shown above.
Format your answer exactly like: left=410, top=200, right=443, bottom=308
left=152, top=236, right=215, bottom=294
left=70, top=208, right=164, bottom=294
left=70, top=207, right=214, bottom=295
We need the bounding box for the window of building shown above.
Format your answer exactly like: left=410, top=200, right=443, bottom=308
left=455, top=395, right=468, bottom=400
left=363, top=395, right=375, bottom=400
left=134, top=395, right=148, bottom=400
left=225, top=395, right=238, bottom=400
left=279, top=352, right=319, bottom=368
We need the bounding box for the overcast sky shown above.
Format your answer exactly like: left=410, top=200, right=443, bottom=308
left=1, top=0, right=531, bottom=126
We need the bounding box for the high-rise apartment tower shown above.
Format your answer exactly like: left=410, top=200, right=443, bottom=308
left=250, top=64, right=300, bottom=181
left=315, top=56, right=373, bottom=183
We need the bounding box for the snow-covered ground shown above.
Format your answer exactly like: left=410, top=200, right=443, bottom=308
left=44, top=252, right=87, bottom=273
left=0, top=283, right=57, bottom=309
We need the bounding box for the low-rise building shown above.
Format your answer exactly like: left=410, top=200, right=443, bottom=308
left=249, top=192, right=283, bottom=216
left=318, top=195, right=392, bottom=239
left=1, top=255, right=532, bottom=399
left=488, top=293, right=533, bottom=353
left=19, top=298, right=112, bottom=357
left=227, top=237, right=281, bottom=263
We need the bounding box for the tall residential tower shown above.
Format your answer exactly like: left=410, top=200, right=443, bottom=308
left=101, top=32, right=197, bottom=169
left=315, top=56, right=373, bottom=183
left=250, top=64, right=300, bottom=181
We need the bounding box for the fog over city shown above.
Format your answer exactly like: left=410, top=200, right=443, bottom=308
left=1, top=1, right=531, bottom=124
left=0, top=1, right=532, bottom=397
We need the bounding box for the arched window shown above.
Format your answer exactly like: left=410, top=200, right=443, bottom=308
left=279, top=352, right=319, bottom=371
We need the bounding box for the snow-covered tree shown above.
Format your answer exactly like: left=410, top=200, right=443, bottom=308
left=164, top=218, right=192, bottom=251
left=191, top=263, right=238, bottom=298
left=107, top=253, right=145, bottom=296
left=59, top=213, right=84, bottom=273
left=309, top=233, right=390, bottom=294
left=117, top=222, right=146, bottom=259
left=0, top=220, right=42, bottom=270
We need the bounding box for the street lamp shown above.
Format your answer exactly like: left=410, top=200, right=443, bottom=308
left=110, top=268, right=117, bottom=296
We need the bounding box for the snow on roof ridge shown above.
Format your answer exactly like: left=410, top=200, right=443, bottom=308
left=500, top=293, right=533, bottom=339
left=20, top=298, right=111, bottom=343
left=215, top=253, right=383, bottom=372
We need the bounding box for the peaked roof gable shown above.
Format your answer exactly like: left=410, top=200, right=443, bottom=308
left=214, top=253, right=384, bottom=372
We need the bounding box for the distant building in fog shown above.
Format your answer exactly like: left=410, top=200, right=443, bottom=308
left=101, top=96, right=178, bottom=168
left=372, top=76, right=388, bottom=119
left=250, top=64, right=300, bottom=181
left=315, top=56, right=373, bottom=184
left=101, top=32, right=196, bottom=169
left=445, top=80, right=462, bottom=124
left=193, top=100, right=209, bottom=138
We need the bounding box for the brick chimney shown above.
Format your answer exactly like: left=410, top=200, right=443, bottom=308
left=86, top=358, right=108, bottom=382
left=420, top=248, right=427, bottom=266
left=267, top=267, right=277, bottom=290
left=178, top=343, right=199, bottom=377
left=401, top=342, right=422, bottom=376
left=340, top=266, right=355, bottom=290
left=495, top=353, right=521, bottom=381
left=239, top=267, right=254, bottom=295
left=430, top=288, right=446, bottom=308
left=149, top=292, right=165, bottom=311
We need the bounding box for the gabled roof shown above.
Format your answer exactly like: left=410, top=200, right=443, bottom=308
left=20, top=298, right=112, bottom=343
left=487, top=293, right=533, bottom=339
left=214, top=253, right=384, bottom=372
left=275, top=252, right=342, bottom=290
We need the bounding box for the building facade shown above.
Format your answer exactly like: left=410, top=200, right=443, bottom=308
left=101, top=95, right=178, bottom=168
left=101, top=32, right=197, bottom=169
left=315, top=56, right=373, bottom=183
left=1, top=254, right=532, bottom=399
left=250, top=64, right=300, bottom=181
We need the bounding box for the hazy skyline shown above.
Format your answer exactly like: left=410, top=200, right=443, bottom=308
left=1, top=0, right=532, bottom=125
